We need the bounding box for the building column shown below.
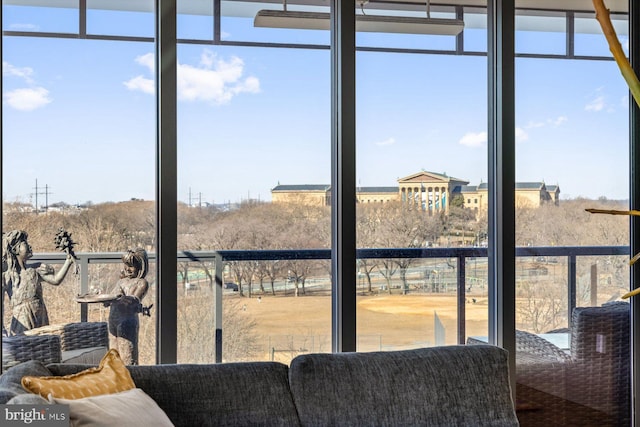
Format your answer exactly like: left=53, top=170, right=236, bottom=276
left=444, top=187, right=450, bottom=214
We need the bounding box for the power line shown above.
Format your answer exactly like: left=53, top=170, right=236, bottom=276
left=31, top=179, right=52, bottom=214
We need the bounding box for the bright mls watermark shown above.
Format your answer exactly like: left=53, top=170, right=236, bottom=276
left=0, top=405, right=68, bottom=426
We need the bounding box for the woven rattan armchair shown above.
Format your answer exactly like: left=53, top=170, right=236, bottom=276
left=515, top=330, right=572, bottom=363
left=467, top=302, right=631, bottom=425
left=504, top=302, right=629, bottom=426
left=24, top=321, right=108, bottom=364
left=2, top=334, right=61, bottom=372
left=565, top=301, right=630, bottom=425
left=25, top=321, right=108, bottom=352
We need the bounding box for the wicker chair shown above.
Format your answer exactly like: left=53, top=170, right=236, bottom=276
left=517, top=302, right=629, bottom=426
left=468, top=302, right=631, bottom=426
left=2, top=334, right=61, bottom=372
left=515, top=330, right=571, bottom=362
left=512, top=330, right=572, bottom=426
left=25, top=322, right=108, bottom=352
left=565, top=302, right=630, bottom=425
left=24, top=321, right=108, bottom=364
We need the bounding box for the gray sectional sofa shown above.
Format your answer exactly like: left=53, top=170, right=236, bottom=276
left=0, top=344, right=518, bottom=426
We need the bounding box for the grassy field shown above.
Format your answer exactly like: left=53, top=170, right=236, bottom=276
left=228, top=292, right=490, bottom=362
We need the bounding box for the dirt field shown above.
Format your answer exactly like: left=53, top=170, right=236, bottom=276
left=230, top=293, right=490, bottom=360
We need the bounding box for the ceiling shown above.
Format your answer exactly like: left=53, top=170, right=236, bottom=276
left=1, top=0, right=630, bottom=35
left=1, top=0, right=629, bottom=13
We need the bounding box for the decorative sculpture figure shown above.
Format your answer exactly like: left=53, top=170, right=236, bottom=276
left=1, top=230, right=75, bottom=335
left=103, top=248, right=150, bottom=365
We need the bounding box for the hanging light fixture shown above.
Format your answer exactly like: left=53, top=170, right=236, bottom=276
left=254, top=0, right=464, bottom=35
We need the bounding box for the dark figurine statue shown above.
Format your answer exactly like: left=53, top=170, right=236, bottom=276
left=2, top=230, right=74, bottom=335
left=103, top=248, right=150, bottom=365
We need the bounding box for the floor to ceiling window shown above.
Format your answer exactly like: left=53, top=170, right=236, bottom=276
left=2, top=0, right=157, bottom=364
left=175, top=0, right=332, bottom=363
left=513, top=4, right=631, bottom=425
left=354, top=2, right=489, bottom=351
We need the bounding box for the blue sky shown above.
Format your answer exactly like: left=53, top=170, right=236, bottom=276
left=1, top=5, right=631, bottom=206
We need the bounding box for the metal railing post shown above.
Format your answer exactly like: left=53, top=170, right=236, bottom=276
left=214, top=252, right=224, bottom=363
left=457, top=255, right=466, bottom=344
left=567, top=255, right=577, bottom=324
left=80, top=255, right=90, bottom=322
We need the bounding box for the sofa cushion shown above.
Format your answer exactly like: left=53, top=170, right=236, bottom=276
left=0, top=360, right=51, bottom=403
left=51, top=388, right=174, bottom=427
left=289, top=345, right=518, bottom=427
left=129, top=362, right=299, bottom=427
left=61, top=346, right=108, bottom=364
left=22, top=349, right=135, bottom=399
left=45, top=361, right=301, bottom=426
left=7, top=393, right=48, bottom=404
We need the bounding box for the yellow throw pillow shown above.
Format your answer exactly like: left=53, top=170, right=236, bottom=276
left=21, top=349, right=135, bottom=400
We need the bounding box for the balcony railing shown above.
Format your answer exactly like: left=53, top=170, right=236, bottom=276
left=27, top=245, right=628, bottom=362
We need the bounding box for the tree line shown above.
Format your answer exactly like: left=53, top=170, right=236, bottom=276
left=2, top=196, right=628, bottom=297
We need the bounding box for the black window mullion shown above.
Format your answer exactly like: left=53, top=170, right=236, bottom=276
left=330, top=0, right=357, bottom=353
left=79, top=0, right=86, bottom=37
left=487, top=0, right=516, bottom=394
left=629, top=0, right=640, bottom=424
left=155, top=0, right=178, bottom=364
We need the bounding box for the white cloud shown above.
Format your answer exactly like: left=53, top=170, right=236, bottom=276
left=459, top=131, right=486, bottom=148
left=8, top=23, right=39, bottom=31
left=4, top=87, right=52, bottom=111
left=516, top=127, right=529, bottom=142
left=123, top=75, right=154, bottom=94
left=3, top=61, right=51, bottom=111
left=124, top=50, right=260, bottom=105
left=585, top=95, right=605, bottom=112
left=525, top=120, right=545, bottom=129
left=375, top=137, right=396, bottom=146
left=135, top=53, right=154, bottom=71
left=524, top=115, right=567, bottom=130
left=199, top=50, right=215, bottom=68
left=3, top=61, right=35, bottom=83
left=459, top=128, right=528, bottom=146
left=548, top=115, right=568, bottom=126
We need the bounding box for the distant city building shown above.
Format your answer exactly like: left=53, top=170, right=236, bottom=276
left=271, top=170, right=560, bottom=213
left=459, top=182, right=560, bottom=211
left=271, top=184, right=332, bottom=206
left=396, top=171, right=468, bottom=213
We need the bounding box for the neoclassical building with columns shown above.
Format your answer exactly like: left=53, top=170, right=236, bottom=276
left=271, top=170, right=560, bottom=212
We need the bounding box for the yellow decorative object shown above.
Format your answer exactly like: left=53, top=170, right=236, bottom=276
left=21, top=349, right=135, bottom=400
left=593, top=0, right=640, bottom=107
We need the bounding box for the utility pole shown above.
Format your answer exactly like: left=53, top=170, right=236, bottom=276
left=45, top=184, right=50, bottom=213
left=32, top=179, right=50, bottom=214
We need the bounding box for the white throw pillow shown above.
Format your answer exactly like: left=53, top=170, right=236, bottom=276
left=50, top=388, right=174, bottom=427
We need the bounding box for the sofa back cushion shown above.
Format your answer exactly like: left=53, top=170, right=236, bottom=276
left=289, top=345, right=518, bottom=427
left=130, top=362, right=299, bottom=427
left=49, top=361, right=300, bottom=427
left=0, top=360, right=52, bottom=403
